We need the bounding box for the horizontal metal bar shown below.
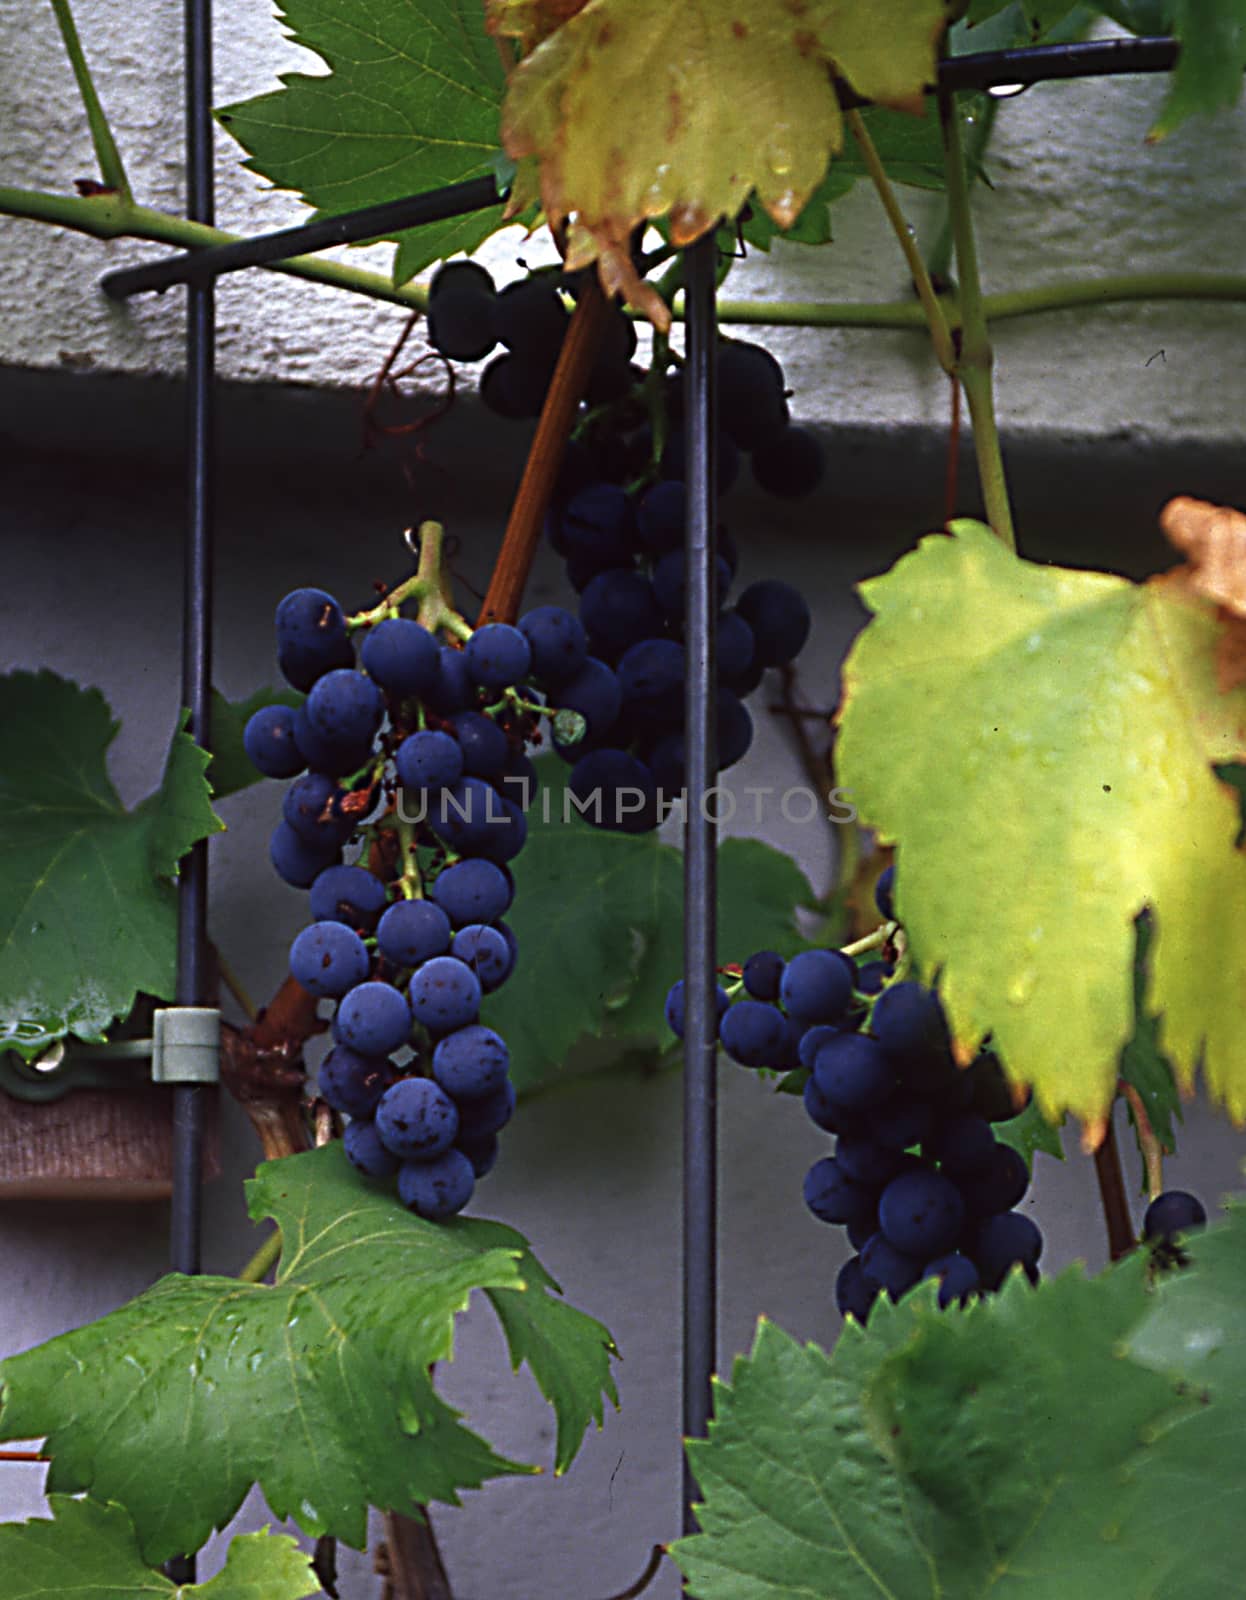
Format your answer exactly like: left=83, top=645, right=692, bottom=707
left=939, top=34, right=1177, bottom=92
left=101, top=173, right=504, bottom=299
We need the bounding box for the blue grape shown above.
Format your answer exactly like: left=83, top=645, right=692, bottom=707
left=557, top=482, right=634, bottom=566
left=343, top=1117, right=399, bottom=1179
left=855, top=960, right=893, bottom=997
left=716, top=689, right=753, bottom=769
left=664, top=980, right=730, bottom=1039
left=451, top=924, right=513, bottom=991
left=780, top=950, right=854, bottom=1025
left=495, top=277, right=567, bottom=365
left=395, top=728, right=464, bottom=792
left=930, top=1113, right=996, bottom=1175
left=880, top=1168, right=965, bottom=1259
left=408, top=955, right=482, bottom=1034
left=423, top=646, right=477, bottom=717
left=803, top=1156, right=875, bottom=1227
left=973, top=1211, right=1043, bottom=1290
left=360, top=617, right=439, bottom=699
left=318, top=1046, right=395, bottom=1118
left=870, top=981, right=952, bottom=1069
left=651, top=551, right=732, bottom=622
left=923, top=1252, right=981, bottom=1308
left=427, top=287, right=497, bottom=362
left=568, top=749, right=659, bottom=833
left=465, top=623, right=532, bottom=690
left=243, top=704, right=305, bottom=779
left=289, top=921, right=371, bottom=999
left=617, top=639, right=685, bottom=720
left=376, top=1077, right=459, bottom=1160
left=450, top=711, right=509, bottom=780
left=430, top=859, right=513, bottom=928
left=519, top=604, right=588, bottom=686
left=802, top=1074, right=867, bottom=1136
left=456, top=1078, right=516, bottom=1139
left=376, top=899, right=452, bottom=968
left=874, top=863, right=896, bottom=921
left=579, top=569, right=664, bottom=660
left=958, top=1142, right=1029, bottom=1216
left=275, top=587, right=353, bottom=691
left=398, top=1148, right=476, bottom=1219
left=335, top=981, right=412, bottom=1056
left=498, top=748, right=539, bottom=811
left=430, top=261, right=495, bottom=301
left=456, top=1132, right=499, bottom=1178
left=717, top=611, right=756, bottom=684
left=717, top=341, right=787, bottom=448
left=310, top=864, right=387, bottom=931
left=283, top=772, right=353, bottom=849
left=750, top=426, right=825, bottom=501
left=813, top=1034, right=895, bottom=1113
left=835, top=1255, right=880, bottom=1323
left=797, top=1024, right=841, bottom=1071
left=836, top=1138, right=905, bottom=1189
left=719, top=1000, right=787, bottom=1068
left=292, top=702, right=373, bottom=776
left=846, top=1203, right=881, bottom=1251
left=867, top=1091, right=935, bottom=1152
left=661, top=426, right=740, bottom=494
left=481, top=351, right=549, bottom=421
left=634, top=479, right=685, bottom=555
left=859, top=1232, right=925, bottom=1299
left=432, top=1024, right=510, bottom=1100
left=304, top=667, right=385, bottom=748
left=735, top=580, right=811, bottom=668
left=967, top=1050, right=1027, bottom=1122
left=427, top=778, right=525, bottom=860
left=551, top=657, right=622, bottom=742
left=270, top=822, right=339, bottom=889
left=1142, top=1189, right=1207, bottom=1242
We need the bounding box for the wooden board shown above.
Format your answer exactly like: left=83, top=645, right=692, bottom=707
left=0, top=1086, right=222, bottom=1201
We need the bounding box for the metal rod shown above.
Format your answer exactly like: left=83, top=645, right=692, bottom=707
left=99, top=39, right=1187, bottom=301
left=681, top=234, right=718, bottom=1539
left=101, top=174, right=503, bottom=299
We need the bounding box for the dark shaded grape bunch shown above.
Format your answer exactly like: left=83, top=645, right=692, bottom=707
left=245, top=579, right=552, bottom=1221
left=666, top=870, right=1043, bottom=1323
left=424, top=259, right=823, bottom=501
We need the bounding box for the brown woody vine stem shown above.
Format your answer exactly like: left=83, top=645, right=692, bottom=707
left=1092, top=1114, right=1137, bottom=1261
left=478, top=277, right=611, bottom=625
left=1119, top=1078, right=1165, bottom=1199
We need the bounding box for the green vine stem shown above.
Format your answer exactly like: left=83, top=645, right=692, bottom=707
left=347, top=520, right=468, bottom=641
left=396, top=818, right=422, bottom=900
left=939, top=87, right=1015, bottom=551
left=5, top=185, right=1246, bottom=334
left=846, top=108, right=955, bottom=375
left=237, top=1227, right=282, bottom=1284
left=47, top=0, right=132, bottom=202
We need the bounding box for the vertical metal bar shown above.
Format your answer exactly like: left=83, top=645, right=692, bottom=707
left=164, top=0, right=213, bottom=1583
left=681, top=235, right=719, bottom=1537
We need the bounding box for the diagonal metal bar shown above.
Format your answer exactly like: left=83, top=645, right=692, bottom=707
left=100, top=174, right=504, bottom=300
left=681, top=233, right=719, bottom=1539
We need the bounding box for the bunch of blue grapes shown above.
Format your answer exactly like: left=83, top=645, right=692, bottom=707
left=243, top=581, right=556, bottom=1220
left=424, top=260, right=825, bottom=500
left=666, top=866, right=1047, bottom=1321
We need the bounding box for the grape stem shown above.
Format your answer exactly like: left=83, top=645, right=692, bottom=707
left=846, top=108, right=955, bottom=376
left=938, top=86, right=1016, bottom=551
left=838, top=925, right=893, bottom=960
left=345, top=521, right=471, bottom=642
left=237, top=1227, right=283, bottom=1284
left=1091, top=1114, right=1137, bottom=1261
left=1118, top=1078, right=1165, bottom=1199
left=48, top=0, right=132, bottom=202
left=397, top=817, right=423, bottom=900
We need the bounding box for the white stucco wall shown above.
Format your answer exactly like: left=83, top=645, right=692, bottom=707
left=2, top=2, right=1245, bottom=441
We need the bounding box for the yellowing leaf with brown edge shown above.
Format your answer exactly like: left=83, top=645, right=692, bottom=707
left=489, top=0, right=592, bottom=54
left=1159, top=496, right=1246, bottom=692
left=834, top=520, right=1246, bottom=1138
left=497, top=0, right=946, bottom=324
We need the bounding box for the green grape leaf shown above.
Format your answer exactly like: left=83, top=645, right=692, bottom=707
left=207, top=686, right=303, bottom=802
left=673, top=1239, right=1246, bottom=1600
left=0, top=1145, right=617, bottom=1563
left=1097, top=0, right=1176, bottom=34
left=0, top=1497, right=318, bottom=1600
left=963, top=0, right=1085, bottom=32
left=834, top=521, right=1246, bottom=1135
left=0, top=672, right=224, bottom=1057
left=498, top=0, right=947, bottom=322
left=1150, top=0, right=1246, bottom=140
left=487, top=764, right=811, bottom=1092
left=991, top=1094, right=1065, bottom=1165
left=215, top=0, right=511, bottom=287
left=1119, top=911, right=1183, bottom=1168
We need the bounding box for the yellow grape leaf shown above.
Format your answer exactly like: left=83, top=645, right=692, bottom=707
left=496, top=0, right=947, bottom=323
left=834, top=520, right=1246, bottom=1136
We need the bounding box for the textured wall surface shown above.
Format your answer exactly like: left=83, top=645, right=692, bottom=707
left=2, top=2, right=1245, bottom=441
left=1, top=369, right=1244, bottom=1595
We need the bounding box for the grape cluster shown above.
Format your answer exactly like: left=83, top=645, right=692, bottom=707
left=667, top=870, right=1044, bottom=1322
left=425, top=260, right=824, bottom=501
left=244, top=580, right=549, bottom=1219
left=528, top=478, right=811, bottom=831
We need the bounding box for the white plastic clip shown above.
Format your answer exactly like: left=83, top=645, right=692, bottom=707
left=151, top=1008, right=221, bottom=1084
